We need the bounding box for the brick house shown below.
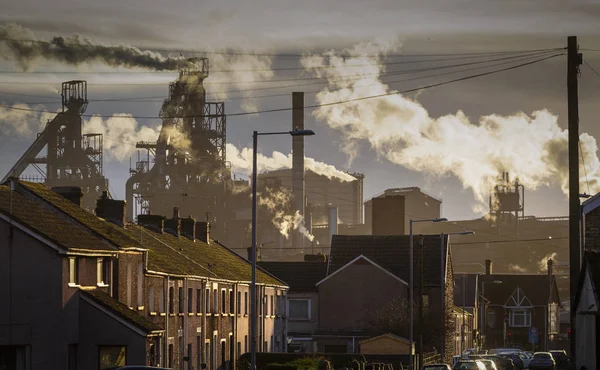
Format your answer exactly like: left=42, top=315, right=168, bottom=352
left=315, top=234, right=455, bottom=364
left=258, top=259, right=328, bottom=353
left=453, top=274, right=480, bottom=351
left=479, top=260, right=560, bottom=351
left=0, top=179, right=288, bottom=370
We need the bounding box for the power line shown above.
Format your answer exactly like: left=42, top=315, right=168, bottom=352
left=0, top=50, right=559, bottom=87
left=0, top=52, right=564, bottom=119
left=584, top=60, right=600, bottom=79
left=0, top=36, right=564, bottom=58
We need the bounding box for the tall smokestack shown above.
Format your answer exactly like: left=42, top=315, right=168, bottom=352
left=292, top=92, right=305, bottom=250
left=328, top=206, right=339, bottom=247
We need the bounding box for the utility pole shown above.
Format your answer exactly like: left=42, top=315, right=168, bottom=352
left=568, top=35, right=583, bottom=360
left=418, top=236, right=424, bottom=369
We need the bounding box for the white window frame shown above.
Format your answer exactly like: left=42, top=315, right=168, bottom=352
left=69, top=257, right=79, bottom=286
left=509, top=309, right=531, bottom=327
left=137, top=263, right=144, bottom=308
left=149, top=286, right=156, bottom=313
left=287, top=298, right=311, bottom=321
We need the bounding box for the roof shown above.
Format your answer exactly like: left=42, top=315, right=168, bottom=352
left=9, top=180, right=285, bottom=286
left=582, top=193, right=600, bottom=215
left=574, top=250, right=600, bottom=309
left=0, top=184, right=115, bottom=252
left=317, top=255, right=408, bottom=287
left=258, top=261, right=327, bottom=291
left=329, top=234, right=449, bottom=286
left=359, top=333, right=409, bottom=345
left=454, top=274, right=479, bottom=307
left=80, top=287, right=162, bottom=333
left=481, top=274, right=560, bottom=306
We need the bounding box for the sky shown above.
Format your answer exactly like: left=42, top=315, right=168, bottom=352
left=2, top=0, right=600, bottom=221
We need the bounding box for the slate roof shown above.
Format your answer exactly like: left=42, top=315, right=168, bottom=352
left=454, top=274, right=479, bottom=307
left=328, top=234, right=449, bottom=286
left=481, top=274, right=559, bottom=306
left=8, top=180, right=285, bottom=286
left=258, top=262, right=328, bottom=291
left=80, top=288, right=162, bottom=333
left=0, top=184, right=115, bottom=252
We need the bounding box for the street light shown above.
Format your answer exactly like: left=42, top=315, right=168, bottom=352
left=250, top=128, right=315, bottom=370
left=409, top=217, right=446, bottom=370
left=480, top=279, right=502, bottom=350
left=439, top=231, right=474, bottom=360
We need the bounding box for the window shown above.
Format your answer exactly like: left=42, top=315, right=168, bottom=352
left=187, top=343, right=192, bottom=370
left=213, top=289, right=218, bottom=313
left=288, top=299, right=311, bottom=320
left=229, top=290, right=234, bottom=314
left=422, top=294, right=429, bottom=314
left=169, top=287, right=175, bottom=313
left=487, top=309, right=496, bottom=328
left=179, top=287, right=185, bottom=313
left=244, top=335, right=248, bottom=353
left=197, top=289, right=202, bottom=313
left=98, top=346, right=126, bottom=369
left=237, top=342, right=241, bottom=357
left=69, top=257, right=78, bottom=285
left=168, top=344, right=174, bottom=368
left=244, top=292, right=248, bottom=314
left=205, top=341, right=210, bottom=370
left=237, top=291, right=241, bottom=315
left=97, top=258, right=106, bottom=285
left=270, top=295, right=274, bottom=316
left=188, top=288, right=193, bottom=313
left=137, top=263, right=143, bottom=307
left=270, top=336, right=273, bottom=353
left=197, top=336, right=202, bottom=370
left=221, top=289, right=227, bottom=314
left=149, top=287, right=155, bottom=313
left=159, top=287, right=165, bottom=313
left=205, top=288, right=210, bottom=313
left=126, top=264, right=132, bottom=307
left=510, top=309, right=531, bottom=327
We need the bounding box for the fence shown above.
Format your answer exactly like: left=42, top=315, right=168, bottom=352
left=422, top=350, right=441, bottom=366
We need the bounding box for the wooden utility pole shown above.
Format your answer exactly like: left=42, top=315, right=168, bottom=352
left=418, top=236, right=424, bottom=368
left=568, top=35, right=583, bottom=360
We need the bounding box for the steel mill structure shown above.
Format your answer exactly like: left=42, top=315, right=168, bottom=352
left=1, top=80, right=108, bottom=211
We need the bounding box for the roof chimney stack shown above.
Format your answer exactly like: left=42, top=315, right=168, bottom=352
left=164, top=206, right=181, bottom=237
left=95, top=191, right=126, bottom=226
left=485, top=259, right=493, bottom=275
left=52, top=186, right=84, bottom=207
left=138, top=214, right=166, bottom=234
left=197, top=222, right=210, bottom=244
left=181, top=216, right=196, bottom=241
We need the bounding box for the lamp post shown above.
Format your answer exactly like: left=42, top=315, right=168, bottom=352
left=439, top=231, right=474, bottom=361
left=409, top=217, right=447, bottom=370
left=480, top=279, right=502, bottom=350
left=251, top=129, right=315, bottom=370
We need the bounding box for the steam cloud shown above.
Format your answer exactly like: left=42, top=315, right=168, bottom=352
left=0, top=103, right=159, bottom=161
left=0, top=23, right=191, bottom=71
left=539, top=252, right=557, bottom=272
left=301, top=42, right=600, bottom=209
left=258, top=187, right=315, bottom=241
left=226, top=143, right=355, bottom=182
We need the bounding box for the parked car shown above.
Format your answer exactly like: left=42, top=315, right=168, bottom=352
left=473, top=358, right=498, bottom=370
left=454, top=360, right=486, bottom=370
left=497, top=353, right=523, bottom=370
left=548, top=350, right=570, bottom=370
left=517, top=352, right=531, bottom=369
left=104, top=367, right=172, bottom=370
left=421, top=365, right=452, bottom=370
left=478, top=355, right=515, bottom=370
left=528, top=352, right=556, bottom=370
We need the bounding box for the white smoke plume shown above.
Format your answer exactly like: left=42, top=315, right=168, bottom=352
left=0, top=103, right=57, bottom=137
left=226, top=143, right=355, bottom=182
left=508, top=264, right=528, bottom=273
left=539, top=252, right=557, bottom=272
left=82, top=114, right=160, bottom=161
left=258, top=187, right=315, bottom=241
left=206, top=53, right=274, bottom=112
left=0, top=23, right=191, bottom=71
left=301, top=42, right=600, bottom=208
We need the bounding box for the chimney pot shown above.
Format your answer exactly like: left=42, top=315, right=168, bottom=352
left=485, top=259, right=493, bottom=275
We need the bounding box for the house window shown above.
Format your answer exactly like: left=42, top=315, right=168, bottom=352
left=98, top=346, right=126, bottom=369
left=229, top=290, right=234, bottom=314
left=169, top=287, right=175, bottom=313
left=244, top=292, right=248, bottom=314
left=69, top=257, right=79, bottom=285
left=159, top=287, right=165, bottom=313
left=179, top=287, right=185, bottom=313
left=205, top=288, right=210, bottom=313
left=213, top=289, right=218, bottom=314
left=487, top=309, right=496, bottom=328
left=126, top=264, right=132, bottom=307
left=188, top=288, right=193, bottom=313
left=237, top=342, right=241, bottom=357
left=197, top=289, right=202, bottom=313
left=168, top=344, right=174, bottom=368
left=97, top=258, right=106, bottom=285
left=237, top=291, right=241, bottom=315
left=510, top=309, right=531, bottom=327
left=149, top=287, right=155, bottom=313
left=244, top=335, right=248, bottom=353
left=137, top=263, right=143, bottom=307
left=270, top=295, right=274, bottom=316
left=205, top=341, right=210, bottom=370
left=288, top=299, right=311, bottom=320
left=221, top=289, right=226, bottom=314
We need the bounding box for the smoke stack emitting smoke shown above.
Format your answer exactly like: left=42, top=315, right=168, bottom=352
left=301, top=42, right=600, bottom=210
left=0, top=23, right=192, bottom=71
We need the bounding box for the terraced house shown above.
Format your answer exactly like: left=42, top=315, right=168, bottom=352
left=0, top=179, right=288, bottom=370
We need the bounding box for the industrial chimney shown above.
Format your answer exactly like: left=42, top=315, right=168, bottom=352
left=328, top=206, right=339, bottom=247
left=292, top=92, right=305, bottom=250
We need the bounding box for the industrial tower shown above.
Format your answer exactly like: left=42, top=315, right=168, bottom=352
left=1, top=80, right=108, bottom=210
left=126, top=58, right=231, bottom=240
